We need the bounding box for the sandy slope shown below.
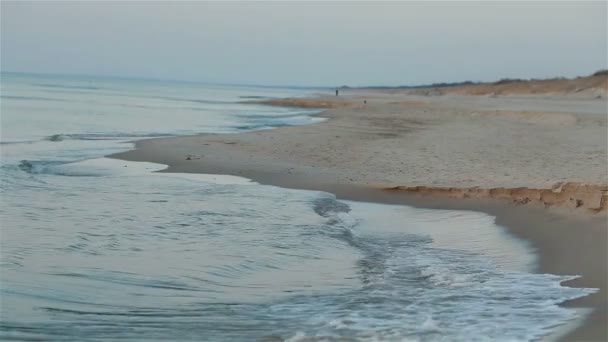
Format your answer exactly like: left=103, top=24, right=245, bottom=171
left=122, top=94, right=607, bottom=211
left=166, top=94, right=608, bottom=212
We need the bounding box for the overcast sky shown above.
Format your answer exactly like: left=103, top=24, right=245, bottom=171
left=1, top=1, right=606, bottom=86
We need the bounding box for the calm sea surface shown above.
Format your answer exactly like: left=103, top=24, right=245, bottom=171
left=0, top=73, right=594, bottom=341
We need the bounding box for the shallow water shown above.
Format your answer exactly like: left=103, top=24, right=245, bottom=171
left=0, top=73, right=595, bottom=341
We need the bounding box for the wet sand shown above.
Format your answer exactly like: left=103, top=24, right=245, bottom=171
left=111, top=92, right=607, bottom=340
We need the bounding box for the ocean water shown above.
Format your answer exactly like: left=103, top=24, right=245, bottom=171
left=0, top=73, right=595, bottom=341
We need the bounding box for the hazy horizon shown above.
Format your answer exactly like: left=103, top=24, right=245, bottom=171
left=2, top=1, right=607, bottom=87
left=2, top=67, right=606, bottom=90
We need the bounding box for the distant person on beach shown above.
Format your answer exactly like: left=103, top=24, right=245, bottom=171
left=335, top=89, right=339, bottom=96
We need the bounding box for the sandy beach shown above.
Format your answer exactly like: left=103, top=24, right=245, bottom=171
left=111, top=87, right=607, bottom=340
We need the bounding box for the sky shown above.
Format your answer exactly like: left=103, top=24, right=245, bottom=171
left=1, top=1, right=606, bottom=87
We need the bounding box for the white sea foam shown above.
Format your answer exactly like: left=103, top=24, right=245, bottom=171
left=47, top=157, right=259, bottom=185
left=344, top=200, right=536, bottom=273
left=154, top=171, right=258, bottom=185
left=45, top=157, right=166, bottom=176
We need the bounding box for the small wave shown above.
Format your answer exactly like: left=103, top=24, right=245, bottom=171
left=0, top=140, right=38, bottom=145
left=418, top=264, right=480, bottom=287
left=239, top=96, right=270, bottom=99
left=154, top=96, right=235, bottom=105
left=47, top=134, right=64, bottom=142
left=32, top=83, right=106, bottom=91
left=233, top=123, right=289, bottom=131
left=421, top=315, right=443, bottom=332
left=234, top=116, right=324, bottom=133
left=312, top=196, right=351, bottom=217
left=15, top=157, right=163, bottom=177
left=236, top=112, right=316, bottom=120
left=309, top=196, right=360, bottom=248
left=44, top=132, right=171, bottom=142
left=18, top=160, right=65, bottom=174
left=50, top=272, right=201, bottom=292
left=17, top=160, right=34, bottom=172
left=0, top=95, right=66, bottom=102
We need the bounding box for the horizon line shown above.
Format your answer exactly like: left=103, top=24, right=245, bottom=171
left=1, top=68, right=605, bottom=90
left=0, top=70, right=330, bottom=90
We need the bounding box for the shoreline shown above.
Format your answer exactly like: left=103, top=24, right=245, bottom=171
left=109, top=93, right=607, bottom=340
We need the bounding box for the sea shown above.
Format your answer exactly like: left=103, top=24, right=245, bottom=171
left=0, top=73, right=596, bottom=341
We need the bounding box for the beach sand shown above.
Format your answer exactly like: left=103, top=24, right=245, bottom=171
left=111, top=92, right=607, bottom=340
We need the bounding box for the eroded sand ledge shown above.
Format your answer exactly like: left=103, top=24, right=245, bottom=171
left=384, top=182, right=607, bottom=213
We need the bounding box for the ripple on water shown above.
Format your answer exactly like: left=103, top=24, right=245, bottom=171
left=0, top=164, right=595, bottom=341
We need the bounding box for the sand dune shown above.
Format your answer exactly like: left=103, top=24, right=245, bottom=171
left=373, top=71, right=608, bottom=99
